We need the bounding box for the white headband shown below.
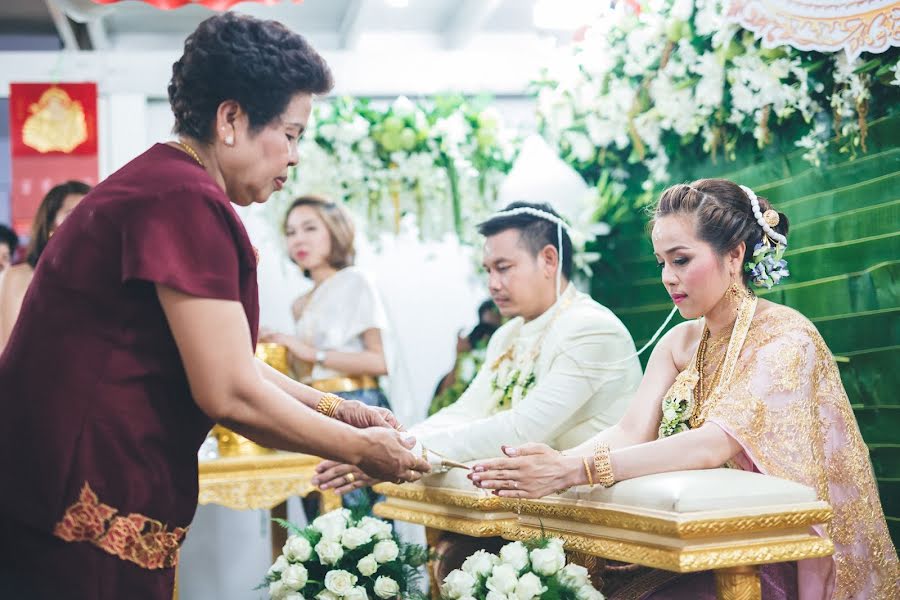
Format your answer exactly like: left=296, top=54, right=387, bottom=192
left=740, top=185, right=787, bottom=247
left=489, top=207, right=570, bottom=298
left=490, top=206, right=680, bottom=366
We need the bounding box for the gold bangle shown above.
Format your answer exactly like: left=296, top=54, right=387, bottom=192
left=593, top=443, right=615, bottom=488
left=582, top=456, right=594, bottom=488
left=315, top=393, right=344, bottom=418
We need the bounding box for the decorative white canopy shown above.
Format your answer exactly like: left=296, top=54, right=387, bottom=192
left=726, top=0, right=900, bottom=59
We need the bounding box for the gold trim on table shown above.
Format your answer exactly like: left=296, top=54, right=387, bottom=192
left=510, top=496, right=833, bottom=539
left=374, top=502, right=516, bottom=538
left=373, top=482, right=516, bottom=512
left=199, top=452, right=341, bottom=513
left=508, top=523, right=834, bottom=573
left=374, top=482, right=835, bottom=600
left=373, top=483, right=518, bottom=538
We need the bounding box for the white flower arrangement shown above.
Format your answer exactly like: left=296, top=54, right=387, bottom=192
left=533, top=0, right=899, bottom=216
left=441, top=539, right=604, bottom=600
left=261, top=508, right=428, bottom=599
left=267, top=95, right=519, bottom=246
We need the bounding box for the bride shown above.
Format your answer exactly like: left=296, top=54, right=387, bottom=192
left=470, top=178, right=898, bottom=599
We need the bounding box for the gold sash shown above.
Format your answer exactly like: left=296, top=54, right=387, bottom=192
left=308, top=375, right=379, bottom=394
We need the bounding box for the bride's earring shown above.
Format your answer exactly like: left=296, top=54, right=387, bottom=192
left=727, top=280, right=744, bottom=303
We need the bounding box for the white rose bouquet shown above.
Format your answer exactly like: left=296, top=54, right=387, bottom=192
left=440, top=538, right=604, bottom=600
left=260, top=508, right=428, bottom=599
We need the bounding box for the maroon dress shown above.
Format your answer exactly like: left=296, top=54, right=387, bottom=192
left=0, top=144, right=259, bottom=599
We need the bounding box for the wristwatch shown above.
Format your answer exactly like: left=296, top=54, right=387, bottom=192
left=314, top=349, right=327, bottom=365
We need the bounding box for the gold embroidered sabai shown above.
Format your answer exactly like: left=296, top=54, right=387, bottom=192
left=661, top=303, right=898, bottom=598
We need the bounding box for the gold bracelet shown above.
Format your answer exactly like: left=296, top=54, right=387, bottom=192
left=593, top=443, right=615, bottom=488
left=582, top=456, right=594, bottom=487
left=315, top=393, right=344, bottom=418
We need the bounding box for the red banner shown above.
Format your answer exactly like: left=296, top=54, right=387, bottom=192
left=91, top=0, right=301, bottom=10
left=9, top=83, right=99, bottom=235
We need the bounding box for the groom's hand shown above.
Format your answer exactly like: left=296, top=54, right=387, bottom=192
left=333, top=400, right=403, bottom=430
left=313, top=461, right=376, bottom=495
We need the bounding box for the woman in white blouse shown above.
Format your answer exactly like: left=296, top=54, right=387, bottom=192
left=261, top=196, right=392, bottom=517
left=261, top=196, right=391, bottom=411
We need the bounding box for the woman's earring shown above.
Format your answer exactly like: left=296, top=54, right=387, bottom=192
left=225, top=135, right=234, bottom=146
left=728, top=281, right=746, bottom=303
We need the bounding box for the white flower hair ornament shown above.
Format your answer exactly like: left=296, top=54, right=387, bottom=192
left=740, top=185, right=790, bottom=289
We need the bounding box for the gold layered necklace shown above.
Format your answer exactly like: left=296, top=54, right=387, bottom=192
left=174, top=140, right=204, bottom=167
left=689, top=287, right=755, bottom=428
left=689, top=328, right=726, bottom=427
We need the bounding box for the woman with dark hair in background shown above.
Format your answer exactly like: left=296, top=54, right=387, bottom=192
left=0, top=180, right=89, bottom=351
left=0, top=13, right=427, bottom=600
left=0, top=223, right=19, bottom=272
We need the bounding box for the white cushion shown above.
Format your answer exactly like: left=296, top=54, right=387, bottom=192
left=564, top=469, right=817, bottom=513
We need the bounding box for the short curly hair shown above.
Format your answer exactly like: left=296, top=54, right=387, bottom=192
left=168, top=12, right=334, bottom=142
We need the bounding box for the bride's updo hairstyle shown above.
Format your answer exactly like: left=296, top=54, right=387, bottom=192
left=653, top=178, right=790, bottom=284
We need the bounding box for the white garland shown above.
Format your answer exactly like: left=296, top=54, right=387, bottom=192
left=533, top=0, right=888, bottom=195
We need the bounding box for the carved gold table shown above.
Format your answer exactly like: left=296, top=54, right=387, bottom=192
left=375, top=468, right=834, bottom=600
left=198, top=452, right=341, bottom=560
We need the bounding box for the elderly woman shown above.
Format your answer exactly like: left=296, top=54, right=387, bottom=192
left=471, top=179, right=898, bottom=599
left=0, top=13, right=427, bottom=600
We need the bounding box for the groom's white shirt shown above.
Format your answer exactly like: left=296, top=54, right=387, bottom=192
left=413, top=284, right=641, bottom=461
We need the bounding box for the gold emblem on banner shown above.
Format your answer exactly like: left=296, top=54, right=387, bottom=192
left=22, top=86, right=89, bottom=153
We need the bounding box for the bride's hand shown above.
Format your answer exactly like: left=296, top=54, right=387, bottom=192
left=334, top=400, right=403, bottom=430
left=469, top=443, right=582, bottom=499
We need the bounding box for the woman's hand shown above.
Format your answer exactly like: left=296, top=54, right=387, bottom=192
left=356, top=429, right=431, bottom=484
left=334, top=400, right=402, bottom=430
left=313, top=461, right=376, bottom=495
left=258, top=329, right=316, bottom=363
left=469, top=443, right=582, bottom=499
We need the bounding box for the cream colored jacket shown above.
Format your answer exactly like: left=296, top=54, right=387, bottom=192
left=413, top=284, right=641, bottom=461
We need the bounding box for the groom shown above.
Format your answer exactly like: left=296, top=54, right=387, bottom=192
left=313, top=201, right=641, bottom=493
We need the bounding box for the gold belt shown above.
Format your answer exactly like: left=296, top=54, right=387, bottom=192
left=308, top=375, right=379, bottom=393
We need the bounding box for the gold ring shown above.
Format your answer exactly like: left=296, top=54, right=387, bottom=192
left=346, top=472, right=356, bottom=484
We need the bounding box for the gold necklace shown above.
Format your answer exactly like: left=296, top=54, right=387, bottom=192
left=690, top=293, right=756, bottom=428
left=690, top=328, right=725, bottom=427
left=174, top=140, right=204, bottom=167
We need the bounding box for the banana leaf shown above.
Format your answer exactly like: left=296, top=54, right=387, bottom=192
left=880, top=481, right=900, bottom=516
left=839, top=346, right=900, bottom=407
left=812, top=308, right=900, bottom=355
left=758, top=149, right=900, bottom=201
left=779, top=172, right=900, bottom=223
